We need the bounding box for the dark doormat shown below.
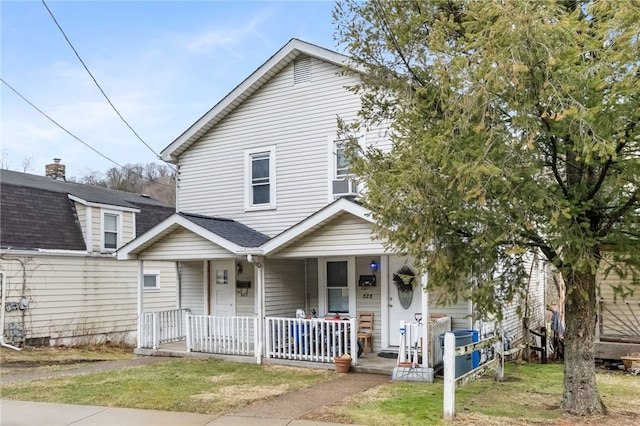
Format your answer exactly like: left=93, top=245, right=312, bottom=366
left=377, top=351, right=398, bottom=359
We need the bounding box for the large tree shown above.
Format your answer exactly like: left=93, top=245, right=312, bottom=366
left=335, top=0, right=640, bottom=415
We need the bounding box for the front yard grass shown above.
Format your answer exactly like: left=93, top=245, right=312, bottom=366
left=2, top=346, right=639, bottom=425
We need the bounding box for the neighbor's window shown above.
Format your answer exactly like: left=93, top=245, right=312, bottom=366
left=245, top=146, right=276, bottom=210
left=103, top=212, right=119, bottom=250
left=327, top=260, right=349, bottom=313
left=143, top=271, right=160, bottom=290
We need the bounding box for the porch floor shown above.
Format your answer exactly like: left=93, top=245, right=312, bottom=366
left=135, top=341, right=399, bottom=376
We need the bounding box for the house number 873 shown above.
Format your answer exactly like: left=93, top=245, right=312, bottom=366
left=362, top=294, right=373, bottom=299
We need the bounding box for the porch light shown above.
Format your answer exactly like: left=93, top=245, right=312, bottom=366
left=370, top=260, right=379, bottom=273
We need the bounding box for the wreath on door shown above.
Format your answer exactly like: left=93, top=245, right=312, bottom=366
left=393, top=265, right=416, bottom=292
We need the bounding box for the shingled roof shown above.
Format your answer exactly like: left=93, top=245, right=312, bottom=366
left=0, top=169, right=175, bottom=251
left=178, top=212, right=271, bottom=248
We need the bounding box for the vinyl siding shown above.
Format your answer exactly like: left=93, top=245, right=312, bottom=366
left=277, top=214, right=385, bottom=258
left=0, top=254, right=177, bottom=346
left=235, top=260, right=256, bottom=317
left=177, top=56, right=385, bottom=236
left=75, top=202, right=88, bottom=248
left=499, top=255, right=546, bottom=344
left=355, top=256, right=381, bottom=351
left=264, top=258, right=306, bottom=317
left=305, top=258, right=319, bottom=314
left=598, top=269, right=640, bottom=339
left=177, top=261, right=205, bottom=315
left=137, top=227, right=235, bottom=260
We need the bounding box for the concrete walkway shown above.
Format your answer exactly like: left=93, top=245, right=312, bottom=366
left=0, top=399, right=356, bottom=426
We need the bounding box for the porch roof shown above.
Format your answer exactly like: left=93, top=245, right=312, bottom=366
left=117, top=212, right=269, bottom=260
left=261, top=198, right=380, bottom=256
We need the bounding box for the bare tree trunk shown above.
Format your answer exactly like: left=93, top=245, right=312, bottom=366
left=561, top=270, right=605, bottom=415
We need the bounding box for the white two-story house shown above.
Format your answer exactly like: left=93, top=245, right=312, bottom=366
left=118, top=39, right=546, bottom=374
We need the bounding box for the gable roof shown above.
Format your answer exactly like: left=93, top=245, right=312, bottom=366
left=161, top=39, right=358, bottom=162
left=117, top=212, right=270, bottom=259
left=0, top=169, right=175, bottom=250
left=261, top=197, right=373, bottom=255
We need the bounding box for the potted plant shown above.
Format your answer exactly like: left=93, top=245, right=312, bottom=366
left=334, top=353, right=352, bottom=373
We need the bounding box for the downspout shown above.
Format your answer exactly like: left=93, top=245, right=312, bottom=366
left=0, top=271, right=21, bottom=350
left=247, top=254, right=263, bottom=364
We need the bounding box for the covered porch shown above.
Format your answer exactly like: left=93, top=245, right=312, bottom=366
left=134, top=308, right=451, bottom=375
left=118, top=201, right=453, bottom=377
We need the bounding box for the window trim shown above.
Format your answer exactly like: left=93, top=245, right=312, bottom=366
left=100, top=210, right=122, bottom=251
left=143, top=270, right=160, bottom=291
left=318, top=257, right=356, bottom=316
left=244, top=145, right=277, bottom=211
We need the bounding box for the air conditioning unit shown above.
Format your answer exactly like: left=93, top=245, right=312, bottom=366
left=332, top=179, right=357, bottom=197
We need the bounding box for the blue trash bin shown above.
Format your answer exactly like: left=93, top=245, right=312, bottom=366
left=456, top=329, right=480, bottom=368
left=439, top=330, right=473, bottom=378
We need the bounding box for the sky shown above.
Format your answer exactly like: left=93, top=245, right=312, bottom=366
left=0, top=0, right=339, bottom=180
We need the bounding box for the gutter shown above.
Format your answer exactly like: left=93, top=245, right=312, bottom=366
left=0, top=271, right=21, bottom=350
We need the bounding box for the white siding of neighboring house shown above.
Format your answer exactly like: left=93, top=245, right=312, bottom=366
left=497, top=254, right=547, bottom=346
left=264, top=258, right=306, bottom=318
left=137, top=227, right=236, bottom=261
left=176, top=56, right=389, bottom=237
left=0, top=254, right=177, bottom=346
left=276, top=214, right=385, bottom=258
left=598, top=269, right=640, bottom=339
left=177, top=261, right=205, bottom=315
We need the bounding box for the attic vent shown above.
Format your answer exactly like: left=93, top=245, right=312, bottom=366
left=294, top=57, right=311, bottom=84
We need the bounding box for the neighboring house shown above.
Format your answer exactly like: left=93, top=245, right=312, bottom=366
left=596, top=271, right=640, bottom=358
left=118, top=39, right=546, bottom=375
left=0, top=164, right=176, bottom=347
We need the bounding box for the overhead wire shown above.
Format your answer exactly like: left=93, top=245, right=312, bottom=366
left=0, top=77, right=174, bottom=188
left=40, top=0, right=176, bottom=172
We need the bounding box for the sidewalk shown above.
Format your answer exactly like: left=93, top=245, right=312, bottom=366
left=0, top=399, right=359, bottom=426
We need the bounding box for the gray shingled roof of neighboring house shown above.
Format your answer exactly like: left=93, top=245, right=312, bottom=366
left=0, top=169, right=175, bottom=251
left=178, top=212, right=271, bottom=248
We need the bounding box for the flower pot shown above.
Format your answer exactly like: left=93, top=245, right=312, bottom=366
left=334, top=357, right=351, bottom=373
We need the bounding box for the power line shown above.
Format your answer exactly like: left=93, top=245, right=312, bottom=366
left=40, top=0, right=175, bottom=171
left=0, top=77, right=174, bottom=188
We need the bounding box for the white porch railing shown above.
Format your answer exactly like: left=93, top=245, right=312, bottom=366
left=139, top=308, right=190, bottom=349
left=186, top=314, right=256, bottom=356
left=265, top=317, right=358, bottom=364
left=428, top=316, right=452, bottom=367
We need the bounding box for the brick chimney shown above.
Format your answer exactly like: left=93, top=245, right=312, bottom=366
left=45, top=158, right=66, bottom=181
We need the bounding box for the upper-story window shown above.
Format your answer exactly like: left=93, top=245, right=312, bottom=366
left=329, top=136, right=363, bottom=199
left=102, top=211, right=121, bottom=251
left=245, top=145, right=276, bottom=210
left=334, top=141, right=350, bottom=179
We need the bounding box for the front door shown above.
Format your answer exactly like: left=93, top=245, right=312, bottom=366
left=210, top=260, right=235, bottom=316
left=388, top=282, right=422, bottom=346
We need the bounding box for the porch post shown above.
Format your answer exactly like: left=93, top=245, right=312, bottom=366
left=137, top=260, right=144, bottom=349
left=421, top=271, right=429, bottom=368
left=249, top=255, right=265, bottom=364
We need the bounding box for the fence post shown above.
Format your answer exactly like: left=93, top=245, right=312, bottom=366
left=350, top=318, right=358, bottom=365
left=152, top=312, right=160, bottom=350
left=443, top=331, right=456, bottom=420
